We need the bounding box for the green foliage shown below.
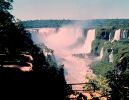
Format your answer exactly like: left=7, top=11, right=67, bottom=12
left=0, top=8, right=35, bottom=54
left=85, top=75, right=110, bottom=94
left=90, top=39, right=129, bottom=78
left=88, top=22, right=129, bottom=100
left=106, top=19, right=129, bottom=28
left=90, top=27, right=116, bottom=56
left=37, top=43, right=54, bottom=53
left=0, top=0, right=13, bottom=10
left=91, top=27, right=129, bottom=58
left=106, top=71, right=129, bottom=100
left=95, top=27, right=117, bottom=40
left=90, top=61, right=114, bottom=76
left=105, top=40, right=129, bottom=99
left=95, top=28, right=110, bottom=40
left=91, top=39, right=105, bottom=56
left=101, top=42, right=112, bottom=62
left=22, top=19, right=75, bottom=28
left=103, top=42, right=112, bottom=52
left=102, top=39, right=129, bottom=65
left=92, top=38, right=129, bottom=99
left=101, top=39, right=129, bottom=62
left=22, top=19, right=129, bottom=29
left=120, top=29, right=129, bottom=39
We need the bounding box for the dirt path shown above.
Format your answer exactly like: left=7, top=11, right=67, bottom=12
left=2, top=65, right=32, bottom=71
left=69, top=91, right=108, bottom=100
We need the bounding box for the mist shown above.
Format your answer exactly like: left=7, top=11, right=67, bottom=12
left=29, top=23, right=97, bottom=89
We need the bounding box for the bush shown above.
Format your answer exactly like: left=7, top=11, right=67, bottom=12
left=91, top=39, right=105, bottom=56
left=90, top=61, right=114, bottom=76
left=95, top=27, right=112, bottom=40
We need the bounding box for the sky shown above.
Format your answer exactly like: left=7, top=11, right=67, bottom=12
left=10, top=0, right=129, bottom=21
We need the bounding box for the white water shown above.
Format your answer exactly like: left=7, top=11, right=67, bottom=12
left=29, top=27, right=96, bottom=90
left=122, top=30, right=126, bottom=38
left=109, top=33, right=111, bottom=41
left=80, top=29, right=96, bottom=53
left=109, top=49, right=113, bottom=62
left=100, top=47, right=103, bottom=59
left=26, top=28, right=57, bottom=43
left=112, top=29, right=121, bottom=42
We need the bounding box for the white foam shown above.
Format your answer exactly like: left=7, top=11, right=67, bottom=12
left=112, top=29, right=121, bottom=42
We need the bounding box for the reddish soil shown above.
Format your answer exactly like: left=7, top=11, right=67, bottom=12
left=69, top=91, right=109, bottom=100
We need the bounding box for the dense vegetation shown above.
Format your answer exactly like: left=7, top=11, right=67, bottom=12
left=85, top=74, right=110, bottom=94
left=23, top=18, right=129, bottom=99
left=22, top=18, right=129, bottom=100
left=3, top=0, right=129, bottom=99
left=0, top=0, right=72, bottom=99
left=89, top=29, right=129, bottom=99
left=90, top=27, right=129, bottom=76
left=22, top=19, right=129, bottom=29
left=90, top=61, right=114, bottom=76
left=22, top=19, right=75, bottom=28
left=91, top=27, right=116, bottom=56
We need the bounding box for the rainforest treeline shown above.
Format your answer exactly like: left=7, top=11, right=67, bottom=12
left=22, top=19, right=129, bottom=28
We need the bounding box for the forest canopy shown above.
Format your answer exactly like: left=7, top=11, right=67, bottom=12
left=22, top=19, right=129, bottom=28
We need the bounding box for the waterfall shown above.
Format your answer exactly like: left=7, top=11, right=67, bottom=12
left=122, top=30, right=126, bottom=38
left=100, top=47, right=103, bottom=59
left=109, top=33, right=111, bottom=41
left=75, top=28, right=82, bottom=39
left=28, top=27, right=96, bottom=89
left=109, top=49, right=113, bottom=62
left=26, top=28, right=57, bottom=43
left=111, top=29, right=121, bottom=42
left=81, top=29, right=96, bottom=53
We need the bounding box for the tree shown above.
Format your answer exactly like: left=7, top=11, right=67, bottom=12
left=85, top=75, right=109, bottom=92
left=0, top=1, right=70, bottom=99
left=0, top=0, right=13, bottom=10
left=106, top=52, right=129, bottom=100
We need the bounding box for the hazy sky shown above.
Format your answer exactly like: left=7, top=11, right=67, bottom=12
left=10, top=0, right=129, bottom=21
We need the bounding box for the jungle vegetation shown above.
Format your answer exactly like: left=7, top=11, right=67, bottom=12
left=22, top=19, right=129, bottom=28
left=89, top=29, right=129, bottom=99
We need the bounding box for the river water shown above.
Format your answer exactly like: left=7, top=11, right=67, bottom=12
left=29, top=27, right=97, bottom=90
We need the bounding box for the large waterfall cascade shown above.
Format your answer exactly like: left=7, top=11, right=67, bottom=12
left=80, top=29, right=96, bottom=53
left=26, top=28, right=57, bottom=43
left=28, top=26, right=129, bottom=90
left=29, top=27, right=96, bottom=90
left=111, top=29, right=121, bottom=42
